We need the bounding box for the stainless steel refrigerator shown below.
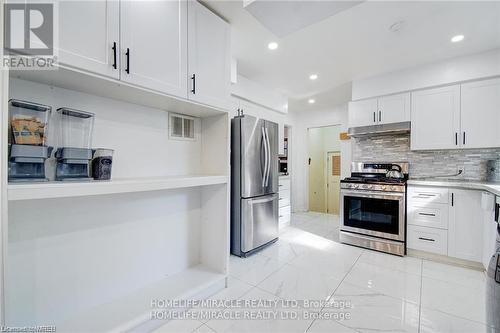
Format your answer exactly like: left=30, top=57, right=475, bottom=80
left=231, top=115, right=279, bottom=257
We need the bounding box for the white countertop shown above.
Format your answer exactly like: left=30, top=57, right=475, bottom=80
left=408, top=179, right=500, bottom=196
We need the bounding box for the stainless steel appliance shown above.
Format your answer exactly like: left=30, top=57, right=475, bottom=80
left=231, top=115, right=279, bottom=257
left=340, top=162, right=409, bottom=256
left=487, top=198, right=500, bottom=329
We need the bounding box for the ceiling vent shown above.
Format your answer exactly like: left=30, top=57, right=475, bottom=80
left=244, top=1, right=363, bottom=37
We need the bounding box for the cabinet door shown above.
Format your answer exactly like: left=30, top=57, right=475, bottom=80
left=411, top=85, right=460, bottom=150
left=461, top=78, right=500, bottom=149
left=57, top=0, right=119, bottom=78
left=378, top=93, right=410, bottom=125
left=120, top=0, right=188, bottom=97
left=348, top=99, right=378, bottom=128
left=188, top=1, right=230, bottom=110
left=448, top=189, right=483, bottom=262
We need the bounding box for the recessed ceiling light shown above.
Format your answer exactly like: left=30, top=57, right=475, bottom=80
left=308, top=99, right=315, bottom=104
left=451, top=35, right=464, bottom=43
left=309, top=74, right=318, bottom=80
left=268, top=42, right=278, bottom=50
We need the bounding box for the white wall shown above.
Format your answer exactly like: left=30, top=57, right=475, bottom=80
left=288, top=104, right=351, bottom=212
left=352, top=48, right=500, bottom=100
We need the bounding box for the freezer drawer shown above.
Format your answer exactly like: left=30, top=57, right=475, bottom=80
left=241, top=194, right=279, bottom=253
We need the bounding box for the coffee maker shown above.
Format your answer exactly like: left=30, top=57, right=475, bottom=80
left=8, top=99, right=53, bottom=182
left=55, top=108, right=95, bottom=180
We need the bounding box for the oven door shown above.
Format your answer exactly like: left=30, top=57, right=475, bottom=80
left=340, top=189, right=405, bottom=241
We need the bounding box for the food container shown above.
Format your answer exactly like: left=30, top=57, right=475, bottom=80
left=487, top=160, right=500, bottom=182
left=9, top=99, right=51, bottom=146
left=57, top=107, right=95, bottom=149
left=92, top=148, right=114, bottom=180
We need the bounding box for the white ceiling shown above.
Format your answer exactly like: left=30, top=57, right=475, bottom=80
left=206, top=1, right=500, bottom=111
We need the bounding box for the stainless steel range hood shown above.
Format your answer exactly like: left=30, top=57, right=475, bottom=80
left=348, top=121, right=410, bottom=138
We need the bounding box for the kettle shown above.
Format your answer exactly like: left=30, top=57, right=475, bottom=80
left=386, top=164, right=405, bottom=179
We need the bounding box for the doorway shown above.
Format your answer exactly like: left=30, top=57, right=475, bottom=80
left=307, top=125, right=342, bottom=215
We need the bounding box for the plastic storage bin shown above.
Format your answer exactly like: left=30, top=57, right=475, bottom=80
left=9, top=99, right=51, bottom=146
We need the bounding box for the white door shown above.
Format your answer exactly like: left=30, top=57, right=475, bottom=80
left=411, top=85, right=460, bottom=150
left=57, top=0, right=119, bottom=78
left=327, top=152, right=341, bottom=215
left=448, top=189, right=483, bottom=262
left=120, top=0, right=188, bottom=97
left=461, top=78, right=500, bottom=149
left=348, top=99, right=378, bottom=128
left=378, top=93, right=410, bottom=125
left=188, top=1, right=230, bottom=110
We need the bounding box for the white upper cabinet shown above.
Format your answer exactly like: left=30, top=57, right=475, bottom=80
left=411, top=85, right=460, bottom=150
left=348, top=93, right=409, bottom=128
left=448, top=189, right=483, bottom=262
left=461, top=78, right=500, bottom=149
left=348, top=98, right=378, bottom=127
left=377, top=93, right=410, bottom=125
left=57, top=0, right=120, bottom=79
left=188, top=1, right=230, bottom=110
left=120, top=0, right=188, bottom=97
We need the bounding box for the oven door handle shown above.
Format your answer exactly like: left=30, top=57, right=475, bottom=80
left=341, top=189, right=405, bottom=199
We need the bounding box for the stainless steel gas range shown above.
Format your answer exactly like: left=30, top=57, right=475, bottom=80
left=340, top=162, right=409, bottom=256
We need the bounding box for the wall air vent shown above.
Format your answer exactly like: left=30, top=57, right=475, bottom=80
left=169, top=113, right=196, bottom=140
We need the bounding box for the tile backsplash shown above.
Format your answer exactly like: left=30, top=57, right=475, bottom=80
left=352, top=134, right=500, bottom=180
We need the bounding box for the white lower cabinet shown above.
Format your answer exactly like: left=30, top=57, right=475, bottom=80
left=278, top=177, right=291, bottom=226
left=448, top=189, right=484, bottom=262
left=407, top=185, right=484, bottom=263
left=408, top=225, right=448, bottom=255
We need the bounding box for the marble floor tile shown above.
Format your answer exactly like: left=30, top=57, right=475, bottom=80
left=152, top=319, right=204, bottom=333
left=204, top=287, right=313, bottom=333
left=326, top=282, right=420, bottom=333
left=257, top=263, right=344, bottom=304
left=357, top=250, right=423, bottom=275
left=229, top=254, right=286, bottom=286
left=420, top=307, right=499, bottom=333
left=421, top=276, right=489, bottom=326
left=307, top=319, right=358, bottom=333
left=422, top=260, right=486, bottom=290
left=258, top=239, right=304, bottom=264
left=343, top=261, right=421, bottom=304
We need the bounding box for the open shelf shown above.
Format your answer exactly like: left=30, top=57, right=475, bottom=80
left=8, top=175, right=227, bottom=201
left=59, top=265, right=226, bottom=332
left=10, top=65, right=228, bottom=118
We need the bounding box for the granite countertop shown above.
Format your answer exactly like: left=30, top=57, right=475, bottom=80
left=407, top=179, right=500, bottom=196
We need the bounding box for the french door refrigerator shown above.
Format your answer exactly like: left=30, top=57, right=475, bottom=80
left=231, top=114, right=279, bottom=257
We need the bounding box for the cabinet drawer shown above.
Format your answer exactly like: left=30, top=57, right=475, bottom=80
left=279, top=189, right=290, bottom=200
left=279, top=214, right=291, bottom=225
left=279, top=206, right=291, bottom=217
left=407, top=225, right=448, bottom=255
left=279, top=197, right=290, bottom=208
left=278, top=178, right=290, bottom=190
left=408, top=186, right=449, bottom=204
left=408, top=202, right=448, bottom=229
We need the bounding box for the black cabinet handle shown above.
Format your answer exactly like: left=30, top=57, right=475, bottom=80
left=455, top=132, right=458, bottom=146
left=418, top=212, right=436, bottom=217
left=418, top=237, right=435, bottom=242
left=463, top=132, right=466, bottom=145
left=379, top=110, right=381, bottom=122
left=451, top=192, right=454, bottom=206
left=373, top=112, right=376, bottom=123
left=125, top=48, right=130, bottom=74
left=495, top=203, right=499, bottom=222
left=191, top=74, right=196, bottom=94
left=112, top=42, right=117, bottom=69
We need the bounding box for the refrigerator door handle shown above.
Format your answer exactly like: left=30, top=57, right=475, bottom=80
left=262, top=126, right=268, bottom=188
left=249, top=196, right=276, bottom=204
left=264, top=127, right=271, bottom=187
